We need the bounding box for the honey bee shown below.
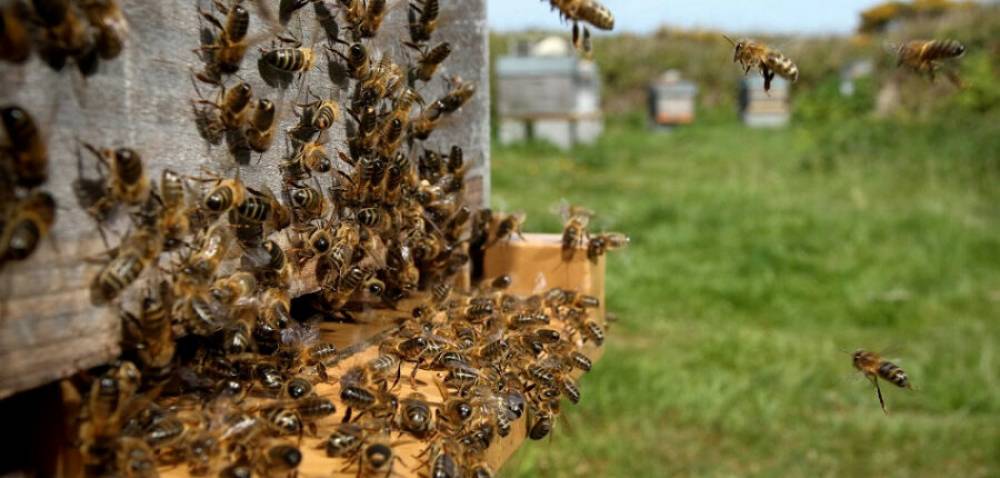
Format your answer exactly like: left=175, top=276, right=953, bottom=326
left=894, top=40, right=966, bottom=86
left=487, top=212, right=525, bottom=248
left=201, top=177, right=247, bottom=214
left=724, top=35, right=799, bottom=92
left=256, top=442, right=302, bottom=476
left=298, top=95, right=340, bottom=131
left=438, top=76, right=476, bottom=113
left=246, top=98, right=277, bottom=153
left=91, top=144, right=151, bottom=206
left=0, top=191, right=56, bottom=263
left=852, top=349, right=913, bottom=414
left=31, top=0, right=93, bottom=72
left=0, top=2, right=31, bottom=64
left=324, top=423, right=364, bottom=458
left=405, top=41, right=451, bottom=83
left=358, top=438, right=401, bottom=477
left=408, top=0, right=439, bottom=44
left=197, top=1, right=253, bottom=83
left=123, top=287, right=175, bottom=370
left=2, top=105, right=48, bottom=188
left=80, top=0, right=128, bottom=60
left=560, top=206, right=593, bottom=262
left=360, top=0, right=389, bottom=38
left=90, top=229, right=161, bottom=305
left=586, top=231, right=628, bottom=263
left=549, top=0, right=615, bottom=30
left=116, top=437, right=158, bottom=478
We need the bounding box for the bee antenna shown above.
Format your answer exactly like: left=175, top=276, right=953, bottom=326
left=722, top=34, right=737, bottom=46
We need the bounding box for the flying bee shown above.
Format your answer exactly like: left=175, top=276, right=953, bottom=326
left=0, top=3, right=31, bottom=64
left=723, top=35, right=799, bottom=92
left=2, top=105, right=48, bottom=188
left=405, top=41, right=451, bottom=83
left=894, top=39, right=966, bottom=86
left=246, top=98, right=277, bottom=153
left=587, top=232, right=628, bottom=263
left=80, top=0, right=129, bottom=60
left=549, top=0, right=615, bottom=30
left=852, top=349, right=913, bottom=414
left=1, top=191, right=56, bottom=264
left=408, top=0, right=438, bottom=43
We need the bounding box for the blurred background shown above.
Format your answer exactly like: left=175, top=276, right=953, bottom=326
left=486, top=1, right=1000, bottom=476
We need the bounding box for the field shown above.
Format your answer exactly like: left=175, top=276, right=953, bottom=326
left=491, top=113, right=1000, bottom=477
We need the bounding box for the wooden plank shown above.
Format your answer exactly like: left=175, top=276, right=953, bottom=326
left=0, top=0, right=489, bottom=398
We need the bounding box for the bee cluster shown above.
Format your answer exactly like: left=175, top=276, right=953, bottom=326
left=0, top=0, right=128, bottom=75
left=0, top=1, right=624, bottom=477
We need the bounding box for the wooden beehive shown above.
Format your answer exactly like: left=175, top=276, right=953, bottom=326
left=649, top=70, right=698, bottom=128
left=739, top=75, right=791, bottom=127
left=495, top=37, right=603, bottom=149
left=0, top=0, right=490, bottom=400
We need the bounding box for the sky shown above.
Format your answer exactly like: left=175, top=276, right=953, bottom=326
left=488, top=0, right=890, bottom=35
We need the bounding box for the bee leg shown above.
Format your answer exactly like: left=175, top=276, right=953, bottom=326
left=342, top=406, right=352, bottom=423
left=871, top=376, right=887, bottom=415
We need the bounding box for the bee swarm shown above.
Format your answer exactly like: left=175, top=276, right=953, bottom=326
left=1, top=1, right=622, bottom=477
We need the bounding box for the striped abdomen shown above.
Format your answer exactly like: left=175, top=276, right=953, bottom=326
left=311, top=102, right=339, bottom=130
left=264, top=48, right=312, bottom=72
left=114, top=148, right=144, bottom=185
left=250, top=99, right=275, bottom=131
left=205, top=185, right=236, bottom=211
left=91, top=253, right=145, bottom=305
left=577, top=0, right=614, bottom=30
left=224, top=5, right=249, bottom=43
left=920, top=39, right=965, bottom=61
left=765, top=52, right=799, bottom=82
left=160, top=170, right=185, bottom=208
left=236, top=196, right=272, bottom=222
left=878, top=361, right=910, bottom=389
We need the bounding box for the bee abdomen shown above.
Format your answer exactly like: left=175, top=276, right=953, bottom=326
left=878, top=361, right=910, bottom=388
left=265, top=48, right=306, bottom=72
left=5, top=220, right=41, bottom=260
left=578, top=0, right=615, bottom=30
left=924, top=39, right=966, bottom=60
left=766, top=53, right=799, bottom=82
left=237, top=196, right=271, bottom=222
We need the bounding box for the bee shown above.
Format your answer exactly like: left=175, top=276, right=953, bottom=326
left=398, top=393, right=434, bottom=438
left=261, top=39, right=315, bottom=74
left=0, top=191, right=56, bottom=263
left=359, top=0, right=388, bottom=38
left=313, top=0, right=340, bottom=44
left=281, top=139, right=331, bottom=183
left=31, top=0, right=92, bottom=73
left=549, top=0, right=615, bottom=30
left=299, top=95, right=340, bottom=131
left=560, top=207, right=593, bottom=261
left=201, top=177, right=246, bottom=214
left=582, top=320, right=604, bottom=346
left=246, top=98, right=277, bottom=153
left=285, top=183, right=325, bottom=226
left=2, top=106, right=48, bottom=188
left=852, top=349, right=913, bottom=414
left=438, top=76, right=476, bottom=113
left=157, top=169, right=190, bottom=250
left=405, top=41, right=451, bottom=83
left=90, top=229, right=161, bottom=305
left=331, top=42, right=371, bottom=81
left=197, top=1, right=253, bottom=83
left=895, top=39, right=966, bottom=86
left=587, top=232, right=628, bottom=263
left=724, top=35, right=799, bottom=92
left=124, top=289, right=175, bottom=370
left=116, top=437, right=158, bottom=478
left=358, top=439, right=400, bottom=477
left=487, top=212, right=525, bottom=248
left=80, top=0, right=129, bottom=60
left=408, top=0, right=439, bottom=44
left=0, top=2, right=31, bottom=64
left=257, top=442, right=302, bottom=476
left=324, top=423, right=364, bottom=458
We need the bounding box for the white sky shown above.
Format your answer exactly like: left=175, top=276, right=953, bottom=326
left=488, top=0, right=891, bottom=34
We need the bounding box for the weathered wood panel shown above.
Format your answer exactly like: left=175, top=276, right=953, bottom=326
left=0, top=0, right=489, bottom=399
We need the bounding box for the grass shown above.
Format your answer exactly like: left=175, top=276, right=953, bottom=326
left=490, top=113, right=1000, bottom=477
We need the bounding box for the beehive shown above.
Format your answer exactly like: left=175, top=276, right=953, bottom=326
left=496, top=37, right=603, bottom=149
left=740, top=75, right=791, bottom=127
left=649, top=70, right=698, bottom=128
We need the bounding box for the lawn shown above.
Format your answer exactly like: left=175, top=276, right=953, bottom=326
left=491, top=114, right=1000, bottom=477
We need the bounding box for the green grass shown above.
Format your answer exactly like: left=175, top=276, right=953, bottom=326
left=492, top=114, right=1000, bottom=477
